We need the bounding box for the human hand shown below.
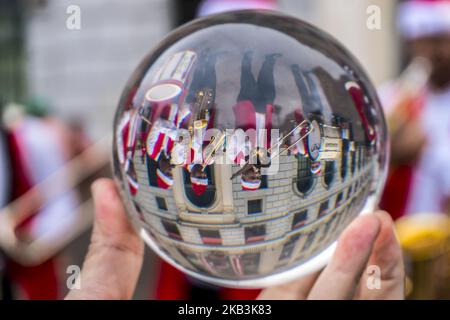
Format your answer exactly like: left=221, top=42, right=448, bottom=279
left=66, top=179, right=403, bottom=300
left=257, top=211, right=404, bottom=300
left=65, top=178, right=144, bottom=300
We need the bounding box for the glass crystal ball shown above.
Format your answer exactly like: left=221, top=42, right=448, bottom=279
left=112, top=10, right=388, bottom=288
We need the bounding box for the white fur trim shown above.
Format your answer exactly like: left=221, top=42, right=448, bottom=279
left=127, top=174, right=139, bottom=190
left=241, top=178, right=261, bottom=190
left=191, top=176, right=208, bottom=186
left=157, top=168, right=174, bottom=186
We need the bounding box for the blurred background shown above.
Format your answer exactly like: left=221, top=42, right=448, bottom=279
left=0, top=0, right=449, bottom=300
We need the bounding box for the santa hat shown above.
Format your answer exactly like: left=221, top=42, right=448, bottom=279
left=190, top=176, right=209, bottom=196
left=398, top=0, right=450, bottom=39
left=156, top=168, right=173, bottom=189
left=241, top=177, right=261, bottom=191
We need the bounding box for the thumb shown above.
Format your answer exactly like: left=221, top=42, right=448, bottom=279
left=65, top=178, right=144, bottom=300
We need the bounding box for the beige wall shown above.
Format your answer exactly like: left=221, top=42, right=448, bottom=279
left=25, top=0, right=171, bottom=139
left=25, top=0, right=400, bottom=139
left=279, top=0, right=400, bottom=86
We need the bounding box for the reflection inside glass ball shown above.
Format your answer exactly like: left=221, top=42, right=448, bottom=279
left=113, top=11, right=387, bottom=287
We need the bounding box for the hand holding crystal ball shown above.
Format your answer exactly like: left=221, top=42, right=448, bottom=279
left=112, top=10, right=388, bottom=288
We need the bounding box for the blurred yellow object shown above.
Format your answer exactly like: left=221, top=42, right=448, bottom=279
left=194, top=119, right=208, bottom=129
left=396, top=213, right=450, bottom=259
left=395, top=213, right=450, bottom=299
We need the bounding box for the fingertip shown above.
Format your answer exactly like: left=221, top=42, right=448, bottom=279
left=92, top=179, right=122, bottom=212
left=91, top=178, right=117, bottom=198
left=334, top=213, right=381, bottom=271
left=358, top=211, right=405, bottom=299
left=374, top=210, right=394, bottom=225
left=91, top=179, right=111, bottom=207
left=373, top=210, right=400, bottom=246
left=307, top=213, right=382, bottom=299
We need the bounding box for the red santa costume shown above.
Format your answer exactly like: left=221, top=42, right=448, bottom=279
left=3, top=129, right=59, bottom=300
left=145, top=91, right=193, bottom=190
left=1, top=113, right=79, bottom=299
left=379, top=0, right=450, bottom=219
left=146, top=103, right=179, bottom=190
left=127, top=110, right=142, bottom=195
left=232, top=100, right=273, bottom=191
left=116, top=109, right=140, bottom=195
left=116, top=110, right=131, bottom=167
left=189, top=108, right=217, bottom=195
left=190, top=175, right=208, bottom=195
left=146, top=104, right=179, bottom=160
left=144, top=49, right=197, bottom=190
left=345, top=81, right=377, bottom=144
left=291, top=109, right=309, bottom=156
left=145, top=53, right=198, bottom=160
left=170, top=103, right=215, bottom=196
left=155, top=168, right=173, bottom=189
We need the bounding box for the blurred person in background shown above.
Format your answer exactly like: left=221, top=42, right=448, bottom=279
left=380, top=0, right=450, bottom=220
left=155, top=0, right=277, bottom=301
left=0, top=99, right=83, bottom=299
left=0, top=99, right=12, bottom=299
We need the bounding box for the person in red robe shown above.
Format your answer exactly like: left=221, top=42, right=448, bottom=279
left=380, top=0, right=450, bottom=220
left=0, top=105, right=76, bottom=300
left=232, top=51, right=279, bottom=191
left=117, top=109, right=141, bottom=195
left=145, top=102, right=181, bottom=190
